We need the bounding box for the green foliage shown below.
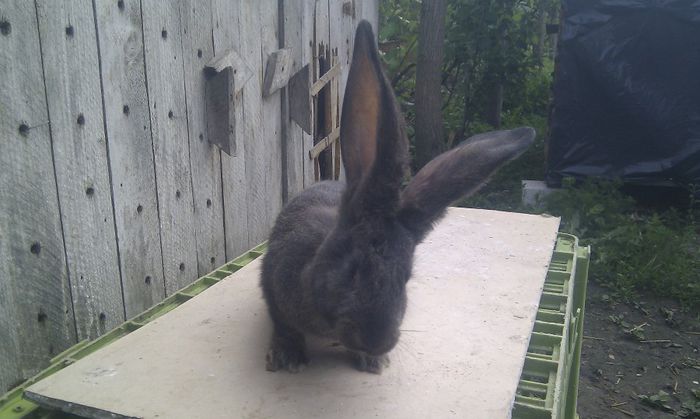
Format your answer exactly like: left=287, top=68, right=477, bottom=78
left=380, top=0, right=556, bottom=147
left=544, top=179, right=700, bottom=306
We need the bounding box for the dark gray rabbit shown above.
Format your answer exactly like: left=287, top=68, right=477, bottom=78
left=261, top=21, right=535, bottom=374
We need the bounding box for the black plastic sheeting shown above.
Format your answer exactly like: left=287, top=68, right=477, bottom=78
left=546, top=0, right=700, bottom=192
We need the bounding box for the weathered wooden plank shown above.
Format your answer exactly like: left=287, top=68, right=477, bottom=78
left=263, top=47, right=293, bottom=97
left=35, top=0, right=124, bottom=341
left=314, top=0, right=332, bottom=181
left=331, top=0, right=359, bottom=182
left=260, top=0, right=284, bottom=229
left=179, top=0, right=227, bottom=275
left=233, top=1, right=271, bottom=246
left=140, top=1, right=199, bottom=295
left=282, top=0, right=315, bottom=198
left=212, top=0, right=250, bottom=259
left=0, top=0, right=77, bottom=393
left=358, top=0, right=379, bottom=35
left=93, top=0, right=165, bottom=316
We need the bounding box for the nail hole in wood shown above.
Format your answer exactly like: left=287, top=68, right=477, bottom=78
left=137, top=204, right=143, bottom=213
left=117, top=0, right=125, bottom=11
left=161, top=29, right=167, bottom=39
left=197, top=49, right=202, bottom=58
left=145, top=276, right=151, bottom=285
left=65, top=25, right=74, bottom=37
left=0, top=19, right=10, bottom=36
left=179, top=262, right=185, bottom=272
left=199, top=133, right=203, bottom=141
left=206, top=198, right=212, bottom=208
left=99, top=312, right=106, bottom=323
left=123, top=105, right=130, bottom=115
left=168, top=110, right=174, bottom=119
left=210, top=256, right=215, bottom=264
left=37, top=311, right=47, bottom=323
left=175, top=190, right=181, bottom=199
left=18, top=123, right=30, bottom=136
left=77, top=114, right=85, bottom=125
left=86, top=186, right=95, bottom=196
left=30, top=242, right=41, bottom=255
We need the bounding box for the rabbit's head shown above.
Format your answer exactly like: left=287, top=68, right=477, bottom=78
left=307, top=21, right=535, bottom=357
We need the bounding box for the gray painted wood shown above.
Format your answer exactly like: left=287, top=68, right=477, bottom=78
left=260, top=0, right=284, bottom=232
left=35, top=0, right=124, bottom=341
left=93, top=0, right=165, bottom=316
left=179, top=0, right=227, bottom=275
left=0, top=0, right=77, bottom=393
left=212, top=0, right=250, bottom=259
left=141, top=0, right=199, bottom=295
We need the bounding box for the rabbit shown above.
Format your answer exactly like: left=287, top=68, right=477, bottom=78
left=260, top=20, right=535, bottom=374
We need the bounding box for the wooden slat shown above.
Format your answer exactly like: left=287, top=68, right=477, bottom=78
left=310, top=62, right=341, bottom=96
left=212, top=0, right=250, bottom=259
left=179, top=0, right=226, bottom=275
left=314, top=0, right=332, bottom=181
left=35, top=0, right=124, bottom=340
left=93, top=0, right=165, bottom=316
left=308, top=127, right=340, bottom=159
left=0, top=0, right=77, bottom=393
left=141, top=0, right=198, bottom=295
left=260, top=0, right=284, bottom=227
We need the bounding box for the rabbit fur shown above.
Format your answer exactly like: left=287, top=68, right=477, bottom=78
left=260, top=20, right=535, bottom=374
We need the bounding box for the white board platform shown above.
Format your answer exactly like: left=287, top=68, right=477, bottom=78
left=26, top=208, right=560, bottom=419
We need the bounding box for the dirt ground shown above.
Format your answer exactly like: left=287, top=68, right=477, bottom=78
left=577, top=281, right=700, bottom=418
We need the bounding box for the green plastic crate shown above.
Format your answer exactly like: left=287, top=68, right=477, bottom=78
left=512, top=233, right=591, bottom=419
left=1, top=234, right=590, bottom=419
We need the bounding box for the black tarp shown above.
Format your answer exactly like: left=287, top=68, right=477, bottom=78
left=546, top=0, right=700, bottom=192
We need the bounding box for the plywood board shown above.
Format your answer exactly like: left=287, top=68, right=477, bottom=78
left=26, top=208, right=560, bottom=418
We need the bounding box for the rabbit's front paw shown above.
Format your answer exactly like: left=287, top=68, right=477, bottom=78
left=266, top=342, right=308, bottom=373
left=350, top=351, right=390, bottom=374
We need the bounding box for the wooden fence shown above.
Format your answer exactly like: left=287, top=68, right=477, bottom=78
left=0, top=0, right=378, bottom=392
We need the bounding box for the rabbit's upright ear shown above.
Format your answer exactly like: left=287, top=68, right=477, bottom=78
left=340, top=21, right=408, bottom=215
left=398, top=127, right=536, bottom=240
